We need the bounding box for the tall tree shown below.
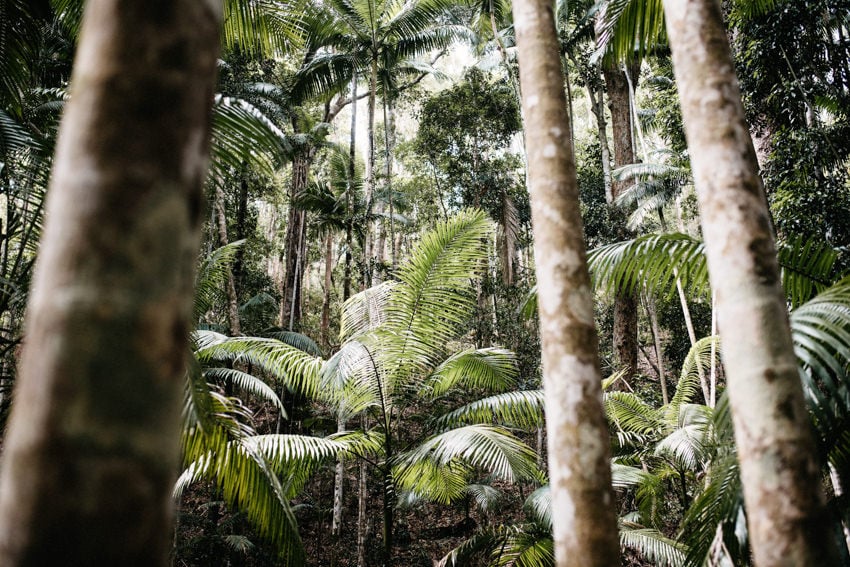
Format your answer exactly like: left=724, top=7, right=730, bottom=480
left=512, top=0, right=621, bottom=566
left=296, top=0, right=459, bottom=285
left=0, top=1, right=220, bottom=564
left=661, top=0, right=842, bottom=565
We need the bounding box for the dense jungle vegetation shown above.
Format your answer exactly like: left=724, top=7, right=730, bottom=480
left=1, top=0, right=849, bottom=566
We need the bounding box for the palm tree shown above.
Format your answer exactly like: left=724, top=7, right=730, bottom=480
left=296, top=0, right=461, bottom=285
left=197, top=211, right=541, bottom=566
left=293, top=144, right=367, bottom=347
left=321, top=209, right=540, bottom=564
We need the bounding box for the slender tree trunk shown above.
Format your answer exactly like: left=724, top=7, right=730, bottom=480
left=588, top=80, right=613, bottom=204
left=645, top=292, right=669, bottom=405
left=512, top=2, right=620, bottom=566
left=345, top=77, right=357, bottom=302
left=363, top=56, right=379, bottom=289
left=233, top=170, right=249, bottom=291
left=356, top=422, right=369, bottom=567
left=663, top=1, right=841, bottom=565
left=280, top=151, right=313, bottom=330
left=331, top=414, right=345, bottom=538
left=322, top=232, right=334, bottom=348
left=709, top=293, right=717, bottom=408
left=604, top=62, right=639, bottom=380
left=0, top=1, right=220, bottom=564
left=214, top=183, right=241, bottom=336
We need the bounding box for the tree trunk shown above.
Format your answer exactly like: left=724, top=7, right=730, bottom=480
left=322, top=232, right=334, bottom=348
left=645, top=292, right=669, bottom=405
left=662, top=1, right=841, bottom=565
left=356, top=431, right=368, bottom=567
left=331, top=415, right=345, bottom=538
left=604, top=62, right=639, bottom=380
left=512, top=2, right=620, bottom=566
left=0, top=1, right=220, bottom=564
left=363, top=55, right=379, bottom=289
left=587, top=79, right=613, bottom=204
left=345, top=76, right=358, bottom=302
left=214, top=183, right=241, bottom=336
left=280, top=151, right=312, bottom=331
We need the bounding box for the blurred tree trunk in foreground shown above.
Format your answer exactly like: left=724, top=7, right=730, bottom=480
left=0, top=1, right=220, bottom=564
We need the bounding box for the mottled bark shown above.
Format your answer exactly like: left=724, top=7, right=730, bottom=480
left=331, top=415, right=345, bottom=537
left=604, top=63, right=639, bottom=380
left=512, top=1, right=620, bottom=565
left=0, top=1, right=220, bottom=565
left=662, top=1, right=840, bottom=565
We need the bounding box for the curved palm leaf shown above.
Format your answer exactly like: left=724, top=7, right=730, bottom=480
left=203, top=367, right=284, bottom=411
left=195, top=241, right=245, bottom=321
left=619, top=522, right=687, bottom=567
left=394, top=424, right=539, bottom=486
left=421, top=347, right=519, bottom=397
left=588, top=232, right=709, bottom=298
left=194, top=331, right=325, bottom=399
left=779, top=233, right=839, bottom=309
left=209, top=95, right=290, bottom=184
left=435, top=389, right=545, bottom=430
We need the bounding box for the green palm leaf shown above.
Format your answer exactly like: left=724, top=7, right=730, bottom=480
left=588, top=232, right=709, bottom=299
left=195, top=332, right=325, bottom=399
left=619, top=522, right=687, bottom=567
left=435, top=389, right=545, bottom=429
left=203, top=367, right=284, bottom=411
left=421, top=347, right=518, bottom=397
left=395, top=424, right=539, bottom=485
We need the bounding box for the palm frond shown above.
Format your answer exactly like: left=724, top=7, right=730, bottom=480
left=175, top=436, right=305, bottom=564
left=588, top=232, right=710, bottom=299
left=493, top=526, right=555, bottom=567
left=594, top=0, right=667, bottom=64
left=620, top=522, right=687, bottom=567
left=203, top=367, right=284, bottom=411
left=778, top=234, right=839, bottom=309
left=209, top=95, right=290, bottom=183
left=382, top=209, right=492, bottom=377
left=395, top=424, right=539, bottom=485
left=262, top=329, right=323, bottom=356
left=339, top=281, right=396, bottom=341
left=524, top=485, right=552, bottom=529
left=422, top=348, right=519, bottom=397
left=393, top=458, right=473, bottom=504
left=666, top=335, right=720, bottom=419
left=791, top=276, right=850, bottom=424
left=435, top=389, right=545, bottom=430
left=655, top=404, right=713, bottom=471
left=195, top=332, right=325, bottom=400
left=195, top=242, right=245, bottom=321
left=221, top=0, right=305, bottom=57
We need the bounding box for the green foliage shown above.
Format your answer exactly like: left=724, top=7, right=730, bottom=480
left=415, top=67, right=524, bottom=216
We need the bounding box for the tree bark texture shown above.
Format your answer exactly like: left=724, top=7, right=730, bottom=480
left=512, top=1, right=620, bottom=565
left=604, top=63, right=639, bottom=380
left=662, top=1, right=840, bottom=565
left=0, top=1, right=220, bottom=565
left=280, top=151, right=313, bottom=331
